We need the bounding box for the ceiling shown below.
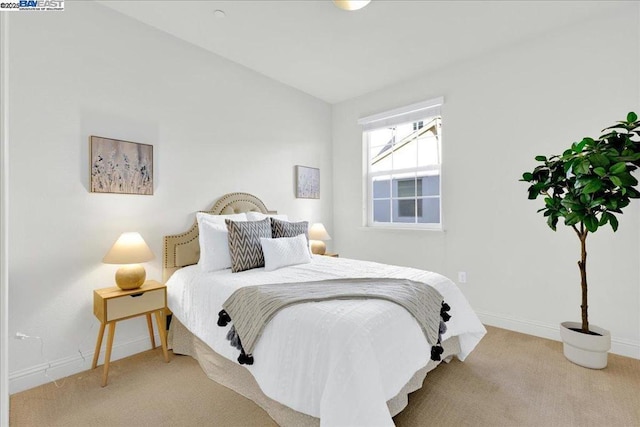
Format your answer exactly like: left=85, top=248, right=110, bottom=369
left=99, top=1, right=629, bottom=104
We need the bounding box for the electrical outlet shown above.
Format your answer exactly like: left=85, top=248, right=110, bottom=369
left=458, top=272, right=467, bottom=283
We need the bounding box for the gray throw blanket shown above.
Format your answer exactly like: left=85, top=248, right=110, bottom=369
left=216, top=278, right=450, bottom=365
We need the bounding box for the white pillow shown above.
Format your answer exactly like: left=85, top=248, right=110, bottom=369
left=196, top=212, right=247, bottom=271
left=197, top=222, right=233, bottom=271
left=196, top=212, right=247, bottom=227
left=260, top=234, right=312, bottom=272
left=246, top=212, right=289, bottom=222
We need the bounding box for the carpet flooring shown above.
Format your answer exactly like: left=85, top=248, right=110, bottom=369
left=10, top=326, right=640, bottom=426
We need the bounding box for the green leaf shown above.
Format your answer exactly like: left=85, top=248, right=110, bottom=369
left=574, top=159, right=591, bottom=175
left=609, top=162, right=627, bottom=174
left=574, top=139, right=587, bottom=153
left=535, top=155, right=547, bottom=162
left=600, top=131, right=617, bottom=140
left=626, top=188, right=640, bottom=198
left=575, top=176, right=594, bottom=188
left=532, top=182, right=546, bottom=192
left=628, top=112, right=638, bottom=122
left=593, top=167, right=606, bottom=177
left=617, top=171, right=638, bottom=186
left=584, top=215, right=599, bottom=232
left=582, top=179, right=603, bottom=194
left=609, top=213, right=619, bottom=232
left=564, top=212, right=581, bottom=226
left=624, top=154, right=640, bottom=163
left=589, top=153, right=610, bottom=167
left=521, top=172, right=533, bottom=182
left=563, top=159, right=575, bottom=174
left=611, top=156, right=634, bottom=162
left=610, top=175, right=623, bottom=187
left=560, top=200, right=582, bottom=211
left=598, top=213, right=609, bottom=226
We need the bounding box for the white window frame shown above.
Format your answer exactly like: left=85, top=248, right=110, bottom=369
left=359, top=97, right=444, bottom=230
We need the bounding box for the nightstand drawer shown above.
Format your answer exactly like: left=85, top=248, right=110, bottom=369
left=106, top=289, right=165, bottom=321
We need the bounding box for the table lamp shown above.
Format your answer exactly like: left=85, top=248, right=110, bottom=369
left=103, top=232, right=154, bottom=290
left=309, top=223, right=332, bottom=255
left=333, top=0, right=371, bottom=11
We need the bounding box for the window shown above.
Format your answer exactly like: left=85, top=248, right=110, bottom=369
left=359, top=97, right=443, bottom=229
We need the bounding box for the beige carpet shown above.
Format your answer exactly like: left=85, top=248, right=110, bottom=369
left=10, top=326, right=640, bottom=426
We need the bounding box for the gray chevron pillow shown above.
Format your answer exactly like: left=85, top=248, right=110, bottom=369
left=226, top=218, right=272, bottom=273
left=271, top=218, right=309, bottom=242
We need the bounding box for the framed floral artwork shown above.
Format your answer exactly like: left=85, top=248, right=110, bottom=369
left=90, top=136, right=153, bottom=195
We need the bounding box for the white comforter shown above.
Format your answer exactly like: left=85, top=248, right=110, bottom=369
left=166, top=256, right=486, bottom=426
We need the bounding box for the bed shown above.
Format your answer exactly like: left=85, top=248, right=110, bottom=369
left=163, top=192, right=486, bottom=426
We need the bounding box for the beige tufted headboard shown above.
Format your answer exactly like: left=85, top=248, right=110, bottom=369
left=163, top=192, right=274, bottom=282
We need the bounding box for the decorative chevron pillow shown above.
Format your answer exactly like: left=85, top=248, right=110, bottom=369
left=271, top=218, right=309, bottom=241
left=226, top=217, right=272, bottom=273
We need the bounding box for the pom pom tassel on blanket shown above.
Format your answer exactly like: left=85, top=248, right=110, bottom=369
left=217, top=309, right=231, bottom=327
left=218, top=310, right=254, bottom=365
left=430, top=302, right=451, bottom=361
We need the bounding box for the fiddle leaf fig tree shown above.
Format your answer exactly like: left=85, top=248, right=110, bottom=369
left=521, top=112, right=640, bottom=334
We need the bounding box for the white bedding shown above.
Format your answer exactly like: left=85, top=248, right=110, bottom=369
left=166, top=256, right=486, bottom=427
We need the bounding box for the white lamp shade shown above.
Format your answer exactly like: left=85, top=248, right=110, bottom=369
left=333, top=0, right=371, bottom=11
left=103, top=232, right=154, bottom=265
left=309, top=223, right=332, bottom=241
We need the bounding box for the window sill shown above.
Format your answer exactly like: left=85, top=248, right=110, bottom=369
left=358, top=225, right=445, bottom=232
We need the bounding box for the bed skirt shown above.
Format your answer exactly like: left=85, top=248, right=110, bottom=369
left=168, top=317, right=461, bottom=426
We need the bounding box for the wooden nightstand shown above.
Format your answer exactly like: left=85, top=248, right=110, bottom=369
left=92, top=280, right=169, bottom=386
left=323, top=252, right=339, bottom=257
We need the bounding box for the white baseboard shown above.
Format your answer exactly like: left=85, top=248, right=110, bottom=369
left=476, top=310, right=640, bottom=360
left=9, top=332, right=162, bottom=394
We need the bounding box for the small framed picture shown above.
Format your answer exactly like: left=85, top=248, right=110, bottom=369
left=90, top=136, right=153, bottom=195
left=296, top=165, right=320, bottom=199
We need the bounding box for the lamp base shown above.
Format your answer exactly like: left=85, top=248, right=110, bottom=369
left=115, top=264, right=146, bottom=290
left=310, top=240, right=326, bottom=255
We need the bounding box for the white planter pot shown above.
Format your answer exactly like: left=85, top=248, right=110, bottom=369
left=560, top=321, right=611, bottom=369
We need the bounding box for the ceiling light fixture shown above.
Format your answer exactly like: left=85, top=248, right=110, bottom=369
left=213, top=9, right=226, bottom=19
left=333, top=0, right=371, bottom=11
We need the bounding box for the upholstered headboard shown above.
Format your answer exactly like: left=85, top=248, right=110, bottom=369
left=162, top=192, right=274, bottom=282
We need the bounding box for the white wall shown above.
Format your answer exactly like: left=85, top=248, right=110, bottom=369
left=7, top=2, right=332, bottom=393
left=332, top=6, right=640, bottom=358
